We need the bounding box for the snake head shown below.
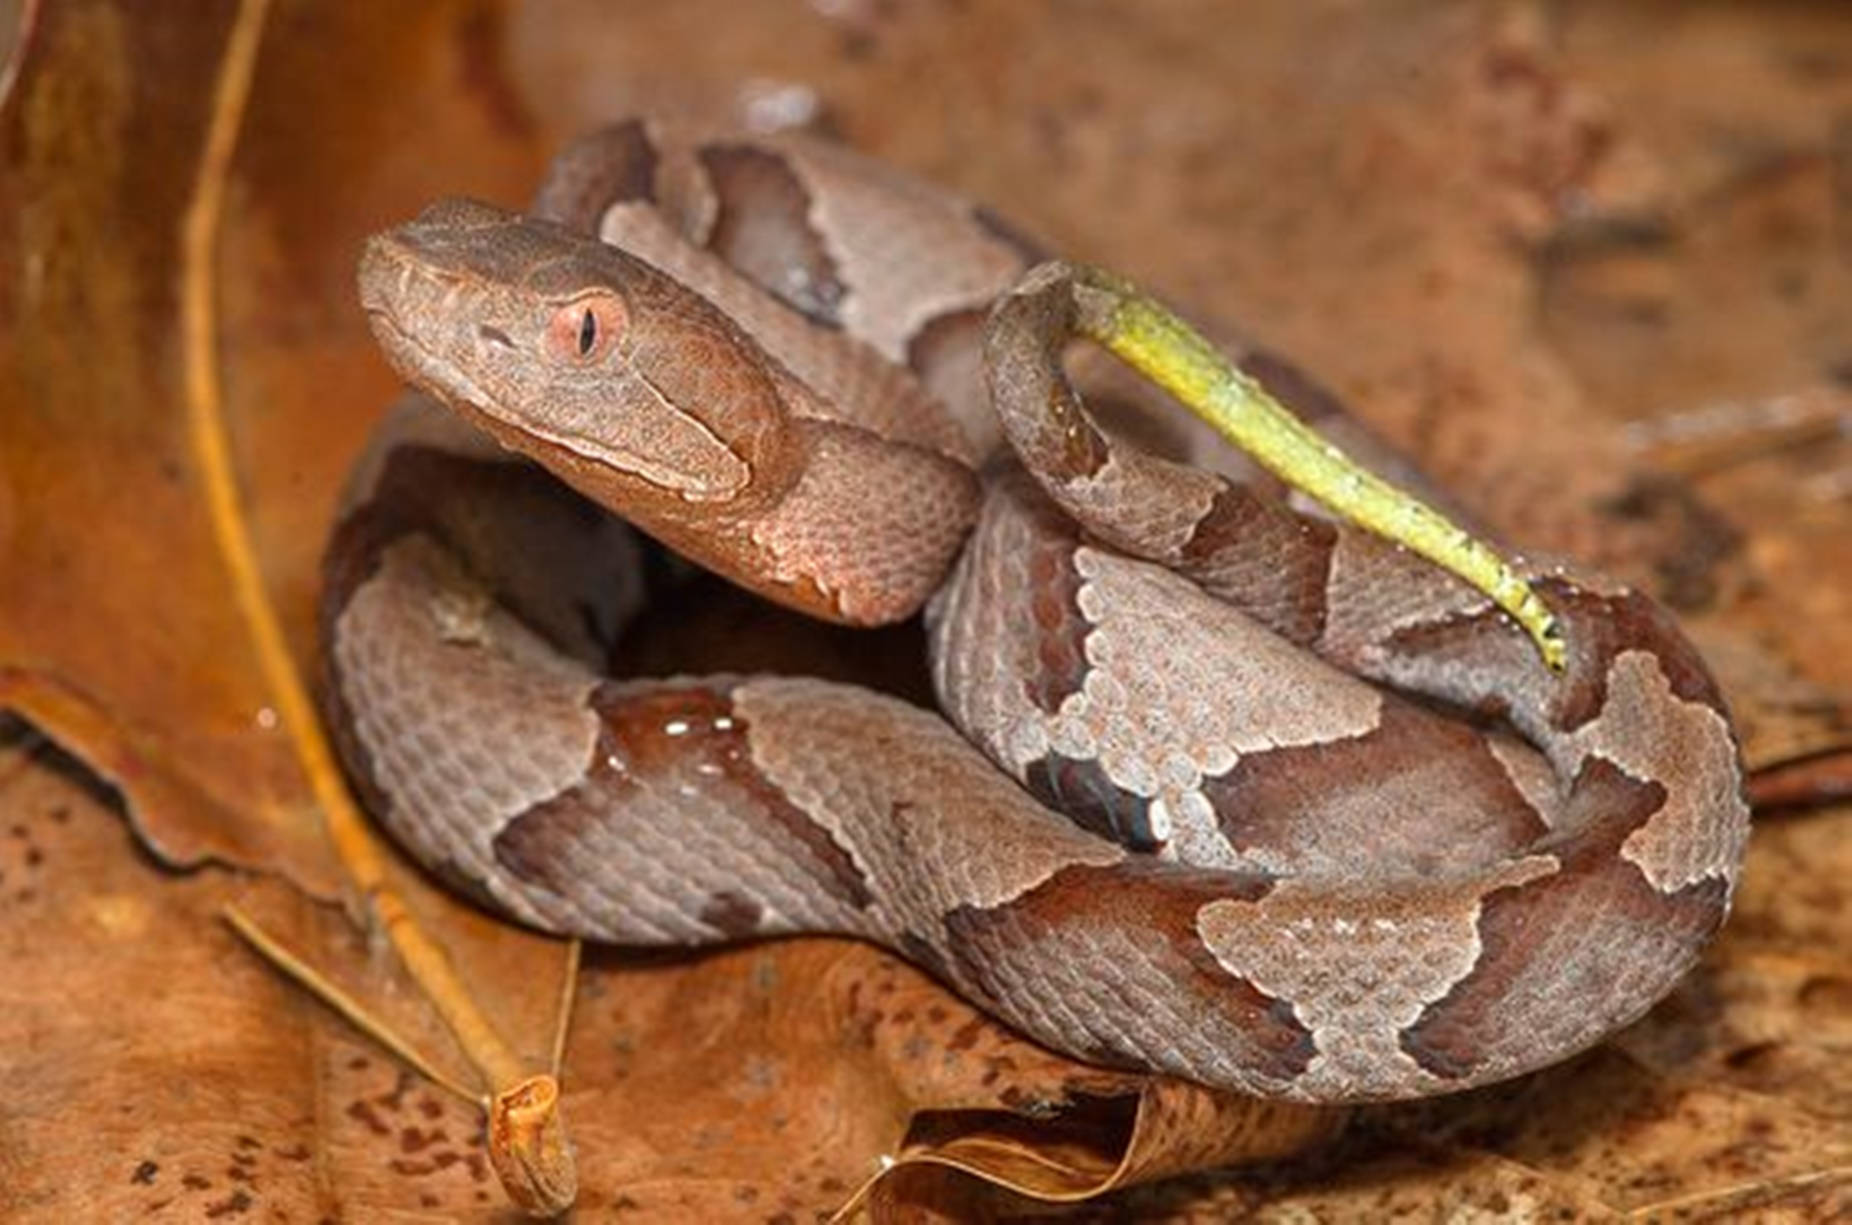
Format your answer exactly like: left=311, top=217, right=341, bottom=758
left=359, top=197, right=792, bottom=505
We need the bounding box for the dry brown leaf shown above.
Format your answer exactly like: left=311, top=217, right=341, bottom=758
left=0, top=725, right=507, bottom=1219
left=0, top=0, right=332, bottom=887
left=3, top=0, right=1851, bottom=1221
left=1, top=0, right=584, bottom=1210
left=0, top=0, right=548, bottom=888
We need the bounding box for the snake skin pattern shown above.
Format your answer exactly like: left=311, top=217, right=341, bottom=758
left=325, top=119, right=1749, bottom=1102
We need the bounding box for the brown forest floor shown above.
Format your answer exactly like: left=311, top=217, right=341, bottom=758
left=1, top=2, right=1849, bottom=1221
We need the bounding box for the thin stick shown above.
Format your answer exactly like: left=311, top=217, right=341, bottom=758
left=178, top=0, right=575, bottom=1210
left=223, top=905, right=481, bottom=1105
left=548, top=939, right=583, bottom=1076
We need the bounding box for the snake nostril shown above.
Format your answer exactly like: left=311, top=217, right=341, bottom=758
left=477, top=324, right=515, bottom=349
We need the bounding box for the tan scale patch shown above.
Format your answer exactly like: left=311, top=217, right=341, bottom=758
left=1044, top=547, right=1382, bottom=856
left=1062, top=448, right=1226, bottom=562
left=769, top=132, right=1024, bottom=364
left=734, top=678, right=1123, bottom=926
left=1159, top=791, right=1241, bottom=869
left=1571, top=650, right=1751, bottom=893
left=1040, top=546, right=1388, bottom=864
left=1194, top=856, right=1558, bottom=1100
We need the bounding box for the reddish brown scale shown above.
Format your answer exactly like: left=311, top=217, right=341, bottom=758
left=601, top=685, right=875, bottom=910
left=1378, top=581, right=1733, bottom=735
left=941, top=861, right=1315, bottom=1084
left=1398, top=756, right=1729, bottom=1080
left=1025, top=558, right=1090, bottom=716
left=593, top=685, right=740, bottom=774
left=1538, top=582, right=1733, bottom=730
left=1012, top=485, right=1094, bottom=716
left=1047, top=376, right=1113, bottom=480
left=1177, top=483, right=1337, bottom=647
left=1203, top=700, right=1549, bottom=878
left=492, top=684, right=875, bottom=913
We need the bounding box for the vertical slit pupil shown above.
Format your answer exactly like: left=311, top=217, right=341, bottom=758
left=577, top=308, right=597, bottom=356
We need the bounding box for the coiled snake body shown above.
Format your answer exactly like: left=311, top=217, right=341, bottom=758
left=327, top=119, right=1749, bottom=1103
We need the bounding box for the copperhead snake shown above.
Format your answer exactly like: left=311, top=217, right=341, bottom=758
left=326, top=118, right=1750, bottom=1103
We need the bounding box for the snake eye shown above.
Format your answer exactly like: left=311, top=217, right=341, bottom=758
left=546, top=293, right=626, bottom=364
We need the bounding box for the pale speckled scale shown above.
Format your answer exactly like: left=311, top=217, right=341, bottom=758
left=757, top=132, right=1026, bottom=365
left=332, top=535, right=603, bottom=930
left=736, top=678, right=1125, bottom=919
left=1573, top=651, right=1748, bottom=892
left=1195, top=861, right=1558, bottom=1100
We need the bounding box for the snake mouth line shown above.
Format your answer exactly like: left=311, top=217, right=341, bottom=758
left=362, top=304, right=745, bottom=501
left=361, top=306, right=496, bottom=411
